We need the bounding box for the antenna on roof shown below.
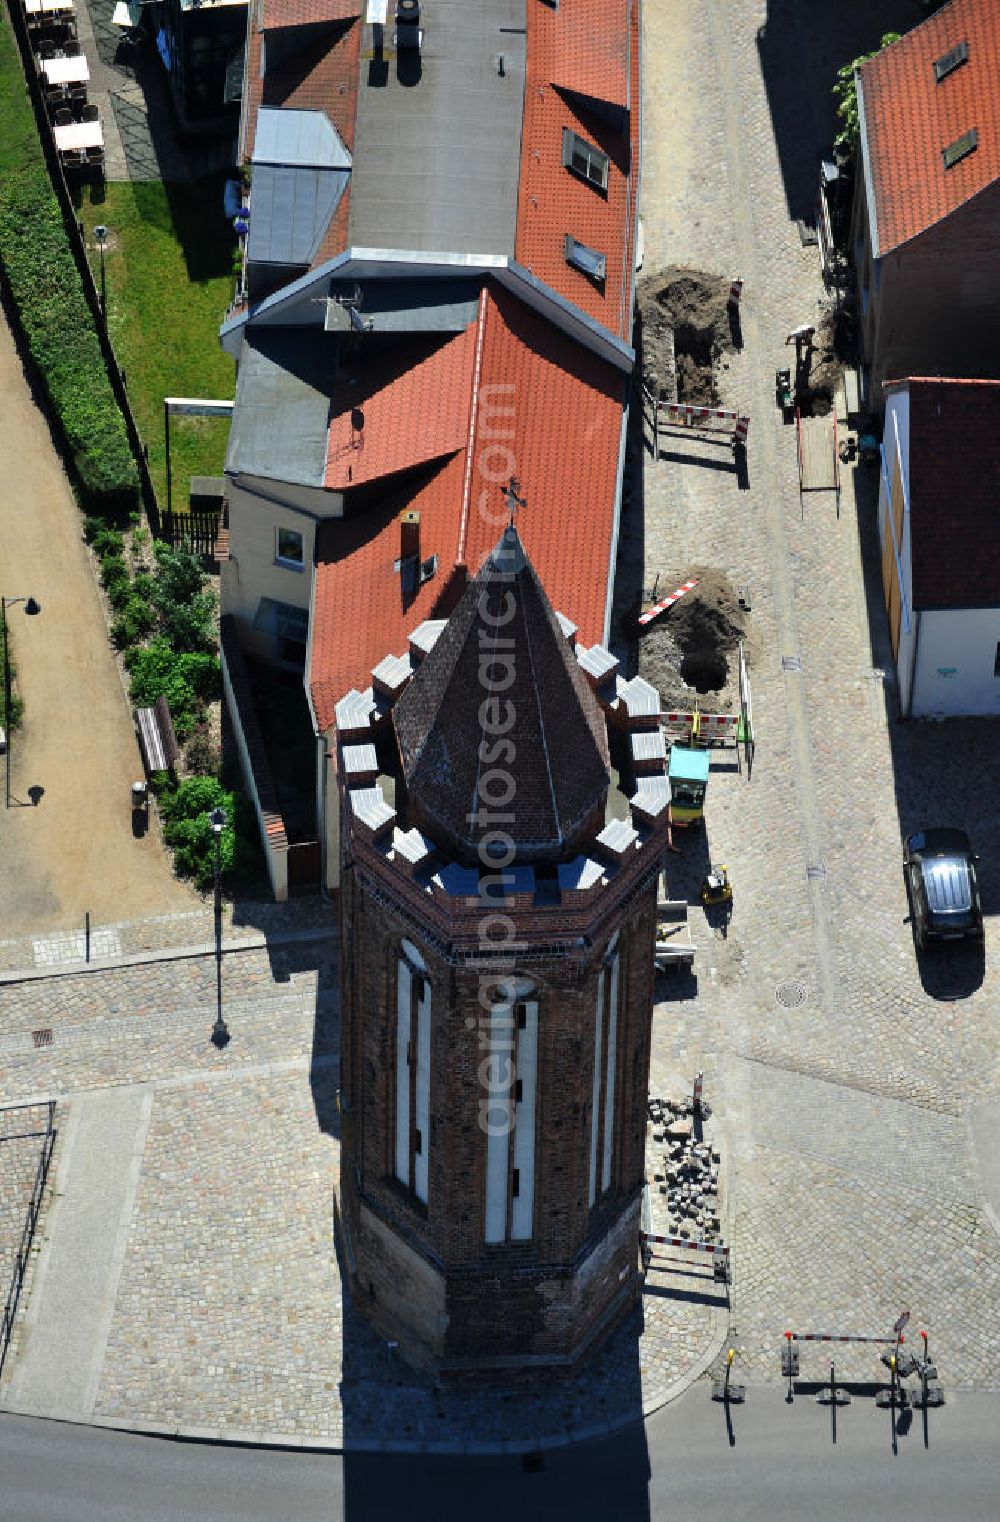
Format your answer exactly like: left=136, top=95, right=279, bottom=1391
left=504, top=476, right=526, bottom=527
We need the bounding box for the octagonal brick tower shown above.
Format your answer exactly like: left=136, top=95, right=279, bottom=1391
left=335, top=528, right=671, bottom=1373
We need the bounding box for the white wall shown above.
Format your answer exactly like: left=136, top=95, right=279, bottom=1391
left=879, top=390, right=917, bottom=711
left=911, top=607, right=1000, bottom=717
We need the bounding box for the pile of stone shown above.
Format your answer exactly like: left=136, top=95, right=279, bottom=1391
left=648, top=1094, right=722, bottom=1242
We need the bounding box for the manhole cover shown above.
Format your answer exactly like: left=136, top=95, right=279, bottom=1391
left=32, top=1028, right=53, bottom=1048
left=806, top=863, right=828, bottom=881
left=775, top=982, right=806, bottom=1008
left=781, top=655, right=802, bottom=672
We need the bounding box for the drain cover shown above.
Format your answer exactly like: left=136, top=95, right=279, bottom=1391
left=775, top=982, right=806, bottom=1009
left=781, top=655, right=802, bottom=672
left=32, top=1028, right=53, bottom=1048
left=806, top=863, right=828, bottom=881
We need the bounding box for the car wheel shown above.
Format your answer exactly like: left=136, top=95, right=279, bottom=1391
left=914, top=922, right=926, bottom=952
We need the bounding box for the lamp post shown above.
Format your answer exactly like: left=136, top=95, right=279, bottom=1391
left=2, top=596, right=42, bottom=809
left=209, top=806, right=229, bottom=1047
left=93, top=224, right=108, bottom=315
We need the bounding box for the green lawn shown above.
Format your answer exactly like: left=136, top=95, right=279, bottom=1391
left=0, top=14, right=41, bottom=180
left=79, top=180, right=237, bottom=508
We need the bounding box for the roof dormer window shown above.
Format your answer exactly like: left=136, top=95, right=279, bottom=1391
left=933, top=40, right=968, bottom=83
left=942, top=128, right=977, bottom=169
left=561, top=128, right=610, bottom=192
left=564, top=233, right=606, bottom=283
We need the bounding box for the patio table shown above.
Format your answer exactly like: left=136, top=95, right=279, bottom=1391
left=53, top=118, right=103, bottom=152
left=41, top=55, right=89, bottom=85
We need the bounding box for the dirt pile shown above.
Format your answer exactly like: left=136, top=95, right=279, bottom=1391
left=638, top=267, right=737, bottom=408
left=636, top=567, right=748, bottom=712
left=791, top=300, right=857, bottom=415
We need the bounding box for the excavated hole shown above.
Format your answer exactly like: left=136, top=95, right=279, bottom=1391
left=680, top=651, right=728, bottom=694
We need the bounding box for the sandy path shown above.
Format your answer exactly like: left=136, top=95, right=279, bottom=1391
left=0, top=307, right=197, bottom=933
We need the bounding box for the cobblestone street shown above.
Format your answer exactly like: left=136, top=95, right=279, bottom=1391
left=1, top=0, right=999, bottom=1455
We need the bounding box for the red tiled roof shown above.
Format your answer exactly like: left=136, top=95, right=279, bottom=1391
left=859, top=0, right=1000, bottom=254
left=262, top=0, right=359, bottom=28
left=516, top=0, right=637, bottom=340
left=541, top=0, right=629, bottom=109
left=900, top=377, right=1000, bottom=610
left=243, top=14, right=360, bottom=266
left=324, top=326, right=477, bottom=489
left=309, top=284, right=624, bottom=730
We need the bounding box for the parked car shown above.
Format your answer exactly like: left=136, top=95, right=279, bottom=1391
left=903, top=828, right=984, bottom=949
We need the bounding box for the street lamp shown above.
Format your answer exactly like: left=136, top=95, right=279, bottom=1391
left=209, top=806, right=230, bottom=1047
left=93, top=224, right=108, bottom=315
left=2, top=596, right=42, bottom=809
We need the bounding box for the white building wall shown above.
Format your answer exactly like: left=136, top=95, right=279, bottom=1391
left=911, top=607, right=1000, bottom=717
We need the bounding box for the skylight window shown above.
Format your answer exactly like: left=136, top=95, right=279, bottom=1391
left=942, top=128, right=978, bottom=169
left=564, top=233, right=606, bottom=283
left=561, top=128, right=610, bottom=192
left=933, top=40, right=968, bottom=82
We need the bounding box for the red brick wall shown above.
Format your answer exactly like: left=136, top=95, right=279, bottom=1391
left=339, top=871, right=658, bottom=1366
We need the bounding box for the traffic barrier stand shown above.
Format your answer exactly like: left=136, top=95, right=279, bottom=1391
left=816, top=1361, right=851, bottom=1406
left=728, top=277, right=743, bottom=306
left=712, top=1347, right=745, bottom=1404
left=875, top=1354, right=908, bottom=1409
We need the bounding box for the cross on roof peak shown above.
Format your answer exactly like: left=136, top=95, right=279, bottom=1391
left=503, top=476, right=527, bottom=527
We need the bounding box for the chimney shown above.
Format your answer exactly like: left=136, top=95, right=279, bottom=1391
left=400, top=510, right=420, bottom=562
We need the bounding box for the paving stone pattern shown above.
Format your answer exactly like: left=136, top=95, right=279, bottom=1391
left=638, top=0, right=1000, bottom=1395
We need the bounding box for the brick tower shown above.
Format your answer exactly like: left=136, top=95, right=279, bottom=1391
left=335, top=527, right=670, bottom=1372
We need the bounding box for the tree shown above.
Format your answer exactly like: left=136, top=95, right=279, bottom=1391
left=833, top=34, right=901, bottom=157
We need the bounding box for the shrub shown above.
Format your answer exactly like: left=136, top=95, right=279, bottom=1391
left=111, top=595, right=156, bottom=649
left=0, top=167, right=139, bottom=511
left=125, top=636, right=221, bottom=739
left=151, top=542, right=217, bottom=652
left=833, top=34, right=901, bottom=155
left=131, top=572, right=156, bottom=603
left=157, top=775, right=259, bottom=888
left=107, top=576, right=132, bottom=612
left=91, top=527, right=125, bottom=559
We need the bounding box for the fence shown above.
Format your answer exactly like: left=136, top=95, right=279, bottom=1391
left=0, top=1100, right=57, bottom=1380
left=6, top=2, right=161, bottom=529
left=161, top=509, right=221, bottom=557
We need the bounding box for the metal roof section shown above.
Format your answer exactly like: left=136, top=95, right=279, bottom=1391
left=248, top=165, right=351, bottom=267
left=226, top=329, right=334, bottom=485
left=324, top=276, right=481, bottom=333
left=347, top=0, right=526, bottom=257
left=252, top=106, right=352, bottom=169
left=220, top=250, right=634, bottom=371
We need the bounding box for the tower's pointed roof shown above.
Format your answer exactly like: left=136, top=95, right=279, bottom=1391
left=394, top=526, right=610, bottom=863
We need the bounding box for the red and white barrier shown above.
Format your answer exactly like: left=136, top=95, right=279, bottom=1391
left=785, top=1331, right=904, bottom=1346
left=644, top=1233, right=728, bottom=1261
left=733, top=415, right=749, bottom=446
left=728, top=277, right=743, bottom=306
left=638, top=579, right=698, bottom=628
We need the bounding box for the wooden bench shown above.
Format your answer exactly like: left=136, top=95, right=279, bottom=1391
left=136, top=695, right=180, bottom=775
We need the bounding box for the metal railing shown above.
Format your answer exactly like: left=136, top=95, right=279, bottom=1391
left=0, top=1100, right=57, bottom=1380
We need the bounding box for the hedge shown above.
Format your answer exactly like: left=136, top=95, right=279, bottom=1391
left=0, top=165, right=138, bottom=510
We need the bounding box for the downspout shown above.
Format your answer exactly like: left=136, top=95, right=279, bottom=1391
left=904, top=609, right=921, bottom=719
left=302, top=552, right=336, bottom=901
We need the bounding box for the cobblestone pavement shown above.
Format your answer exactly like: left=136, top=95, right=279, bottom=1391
left=4, top=0, right=1000, bottom=1455
left=638, top=0, right=1000, bottom=1394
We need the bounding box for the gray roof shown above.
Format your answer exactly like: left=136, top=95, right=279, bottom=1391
left=394, top=526, right=611, bottom=864
left=226, top=329, right=333, bottom=486
left=253, top=107, right=352, bottom=169
left=347, top=0, right=526, bottom=257
left=248, top=165, right=350, bottom=267
left=325, top=276, right=481, bottom=334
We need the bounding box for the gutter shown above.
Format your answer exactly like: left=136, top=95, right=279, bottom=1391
left=856, top=73, right=880, bottom=260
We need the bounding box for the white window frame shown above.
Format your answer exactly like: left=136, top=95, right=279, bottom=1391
left=275, top=524, right=305, bottom=570
left=561, top=127, right=610, bottom=191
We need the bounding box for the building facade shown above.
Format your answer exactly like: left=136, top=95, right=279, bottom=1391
left=335, top=527, right=669, bottom=1370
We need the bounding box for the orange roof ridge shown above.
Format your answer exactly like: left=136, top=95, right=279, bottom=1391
left=456, top=289, right=491, bottom=570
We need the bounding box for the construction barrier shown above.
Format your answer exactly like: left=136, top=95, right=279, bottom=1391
left=728, top=277, right=743, bottom=306
left=661, top=710, right=741, bottom=748
left=637, top=579, right=698, bottom=628
left=785, top=1331, right=905, bottom=1346
left=643, top=1232, right=731, bottom=1283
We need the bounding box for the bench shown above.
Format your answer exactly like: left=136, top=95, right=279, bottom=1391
left=136, top=695, right=180, bottom=775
